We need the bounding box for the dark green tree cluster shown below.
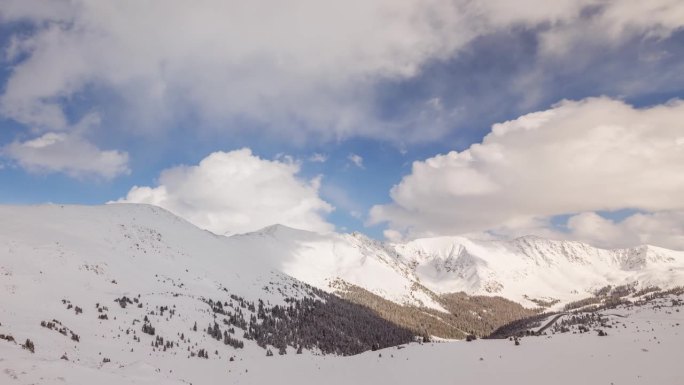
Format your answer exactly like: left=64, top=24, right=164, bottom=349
left=115, top=296, right=133, bottom=308
left=241, top=289, right=414, bottom=356
left=142, top=316, right=156, bottom=336
left=0, top=334, right=15, bottom=343
left=22, top=338, right=35, bottom=353
left=337, top=281, right=539, bottom=339
left=201, top=285, right=414, bottom=356
left=153, top=335, right=173, bottom=350
left=40, top=319, right=80, bottom=342
left=487, top=312, right=554, bottom=339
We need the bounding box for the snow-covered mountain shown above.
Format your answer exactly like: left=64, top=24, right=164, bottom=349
left=228, top=220, right=684, bottom=308
left=2, top=203, right=684, bottom=384
left=230, top=225, right=445, bottom=310
left=393, top=235, right=684, bottom=306
left=0, top=203, right=418, bottom=383
left=0, top=204, right=302, bottom=305
left=2, top=203, right=683, bottom=314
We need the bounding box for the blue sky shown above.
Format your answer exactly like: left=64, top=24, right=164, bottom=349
left=1, top=1, right=684, bottom=248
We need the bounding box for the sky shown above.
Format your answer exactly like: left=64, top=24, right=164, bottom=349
left=1, top=0, right=683, bottom=249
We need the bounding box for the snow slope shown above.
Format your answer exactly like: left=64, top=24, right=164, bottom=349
left=0, top=204, right=323, bottom=384
left=2, top=203, right=683, bottom=315
left=231, top=225, right=444, bottom=310
left=2, top=294, right=683, bottom=385
left=1, top=203, right=684, bottom=384
left=0, top=204, right=304, bottom=303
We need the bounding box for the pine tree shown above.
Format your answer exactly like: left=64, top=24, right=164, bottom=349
left=22, top=339, right=35, bottom=353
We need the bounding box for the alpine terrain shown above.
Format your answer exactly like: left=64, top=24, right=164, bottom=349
left=1, top=204, right=683, bottom=384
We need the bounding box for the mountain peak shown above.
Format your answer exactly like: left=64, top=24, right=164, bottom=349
left=234, top=223, right=323, bottom=240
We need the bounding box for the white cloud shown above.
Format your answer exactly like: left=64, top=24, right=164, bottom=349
left=370, top=97, right=684, bottom=249
left=564, top=211, right=684, bottom=250
left=347, top=153, right=364, bottom=169
left=2, top=1, right=683, bottom=142
left=1, top=132, right=130, bottom=179
left=116, top=148, right=334, bottom=235
left=309, top=153, right=328, bottom=163
left=0, top=0, right=473, bottom=141
left=537, top=0, right=684, bottom=56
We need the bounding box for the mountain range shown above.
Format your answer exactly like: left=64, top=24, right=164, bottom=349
left=235, top=213, right=684, bottom=309
left=1, top=203, right=683, bottom=360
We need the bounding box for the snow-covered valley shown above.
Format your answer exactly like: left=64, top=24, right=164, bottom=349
left=2, top=294, right=683, bottom=385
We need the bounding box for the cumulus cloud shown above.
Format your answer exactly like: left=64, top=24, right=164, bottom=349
left=1, top=132, right=130, bottom=179
left=2, top=1, right=683, bottom=143
left=564, top=211, right=684, bottom=250
left=370, top=97, right=684, bottom=249
left=0, top=0, right=472, bottom=141
left=116, top=148, right=334, bottom=235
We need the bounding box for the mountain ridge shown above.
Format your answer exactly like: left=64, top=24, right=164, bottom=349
left=3, top=203, right=683, bottom=310
left=394, top=233, right=684, bottom=305
left=230, top=216, right=684, bottom=307
left=2, top=203, right=682, bottom=363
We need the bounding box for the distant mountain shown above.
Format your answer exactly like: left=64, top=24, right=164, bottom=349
left=393, top=235, right=684, bottom=306
left=231, top=224, right=445, bottom=311
left=234, top=222, right=684, bottom=309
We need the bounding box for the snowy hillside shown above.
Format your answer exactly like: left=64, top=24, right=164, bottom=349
left=393, top=235, right=684, bottom=307
left=231, top=226, right=444, bottom=310
left=2, top=292, right=682, bottom=385
left=0, top=204, right=416, bottom=383
left=0, top=204, right=301, bottom=305
left=1, top=203, right=684, bottom=384
left=3, top=203, right=683, bottom=316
